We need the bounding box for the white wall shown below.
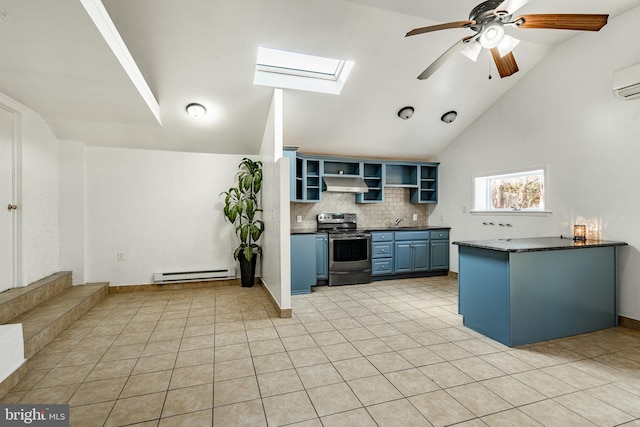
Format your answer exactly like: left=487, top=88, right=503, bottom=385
left=430, top=7, right=640, bottom=321
left=259, top=89, right=291, bottom=311
left=84, top=147, right=245, bottom=285
left=59, top=140, right=86, bottom=284
left=0, top=91, right=60, bottom=287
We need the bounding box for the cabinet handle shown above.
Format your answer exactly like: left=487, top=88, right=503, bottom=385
left=7, top=204, right=17, bottom=211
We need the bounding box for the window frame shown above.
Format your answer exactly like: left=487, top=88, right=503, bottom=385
left=472, top=166, right=551, bottom=215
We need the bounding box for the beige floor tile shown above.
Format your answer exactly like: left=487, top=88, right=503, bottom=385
left=159, top=409, right=212, bottom=427
left=68, top=377, right=127, bottom=406
left=321, top=407, right=377, bottom=427
left=263, top=390, right=317, bottom=426
left=214, top=376, right=261, bottom=407
left=319, top=342, right=361, bottom=361
left=296, top=363, right=343, bottom=389
left=133, top=352, right=178, bottom=375
left=428, top=342, right=475, bottom=361
left=332, top=357, right=379, bottom=381
left=149, top=327, right=184, bottom=342
left=169, top=363, right=214, bottom=389
left=275, top=324, right=308, bottom=338
left=69, top=401, right=115, bottom=427
left=142, top=338, right=181, bottom=357
left=19, top=384, right=78, bottom=405
left=385, top=368, right=440, bottom=397
left=281, top=334, right=318, bottom=351
left=311, top=330, right=348, bottom=346
left=482, top=376, right=546, bottom=407
left=104, top=391, right=166, bottom=427
left=447, top=382, right=511, bottom=417
left=246, top=327, right=279, bottom=342
left=180, top=334, right=215, bottom=351
left=252, top=352, right=293, bottom=374
left=288, top=348, right=329, bottom=368
left=174, top=347, right=214, bottom=368
left=367, top=398, right=431, bottom=426
left=542, top=363, right=606, bottom=389
left=410, top=390, right=475, bottom=427
left=588, top=384, right=640, bottom=417
left=112, top=330, right=153, bottom=346
left=398, top=346, right=444, bottom=367
left=348, top=375, right=402, bottom=406
left=101, top=342, right=146, bottom=361
left=36, top=364, right=94, bottom=388
left=213, top=399, right=266, bottom=426
left=520, top=399, right=596, bottom=427
left=83, top=360, right=135, bottom=383
left=480, top=352, right=536, bottom=374
left=512, top=370, right=576, bottom=398
left=366, top=351, right=413, bottom=373
left=55, top=347, right=107, bottom=368
left=451, top=357, right=506, bottom=381
left=407, top=330, right=448, bottom=346
left=249, top=338, right=286, bottom=356
left=351, top=338, right=393, bottom=356
left=120, top=370, right=172, bottom=398
left=481, top=408, right=543, bottom=427
left=306, top=382, right=362, bottom=417
left=162, top=383, right=213, bottom=418
left=379, top=333, right=421, bottom=351
left=214, top=357, right=255, bottom=381
left=554, top=391, right=634, bottom=426
left=256, top=368, right=303, bottom=397
left=339, top=327, right=376, bottom=342
left=28, top=351, right=67, bottom=371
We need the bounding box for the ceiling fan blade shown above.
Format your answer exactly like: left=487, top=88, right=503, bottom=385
left=490, top=48, right=519, bottom=78
left=514, top=14, right=608, bottom=31
left=406, top=20, right=475, bottom=37
left=418, top=37, right=473, bottom=80
left=495, top=0, right=529, bottom=16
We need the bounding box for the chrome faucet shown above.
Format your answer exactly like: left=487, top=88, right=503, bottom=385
left=394, top=218, right=404, bottom=227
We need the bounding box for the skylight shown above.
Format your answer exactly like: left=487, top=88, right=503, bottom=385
left=254, top=46, right=354, bottom=95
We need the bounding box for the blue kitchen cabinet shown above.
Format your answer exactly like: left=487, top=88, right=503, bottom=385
left=410, top=164, right=438, bottom=203
left=283, top=148, right=321, bottom=203
left=394, top=231, right=430, bottom=273
left=372, top=232, right=394, bottom=275
left=290, top=234, right=316, bottom=295
left=430, top=230, right=449, bottom=270
left=316, top=233, right=328, bottom=280
left=356, top=162, right=384, bottom=203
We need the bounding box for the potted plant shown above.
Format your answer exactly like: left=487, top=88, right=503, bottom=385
left=221, top=158, right=264, bottom=287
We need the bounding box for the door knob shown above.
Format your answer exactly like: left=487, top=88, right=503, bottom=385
left=7, top=204, right=17, bottom=210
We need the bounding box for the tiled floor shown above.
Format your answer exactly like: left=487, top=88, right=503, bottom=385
left=2, top=276, right=640, bottom=426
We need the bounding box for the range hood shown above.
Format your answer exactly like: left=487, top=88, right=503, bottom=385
left=323, top=176, right=369, bottom=193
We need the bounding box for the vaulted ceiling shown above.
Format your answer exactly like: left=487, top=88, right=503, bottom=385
left=1, top=0, right=638, bottom=160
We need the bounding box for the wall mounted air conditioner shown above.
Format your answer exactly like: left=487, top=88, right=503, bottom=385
left=613, top=62, right=640, bottom=100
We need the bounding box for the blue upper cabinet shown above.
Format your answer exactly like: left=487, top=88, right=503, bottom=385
left=283, top=148, right=438, bottom=204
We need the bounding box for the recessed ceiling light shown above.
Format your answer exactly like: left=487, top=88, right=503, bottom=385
left=186, top=103, right=206, bottom=118
left=398, top=106, right=414, bottom=120
left=441, top=110, right=457, bottom=123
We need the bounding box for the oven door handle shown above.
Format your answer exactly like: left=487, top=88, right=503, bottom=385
left=329, top=235, right=371, bottom=240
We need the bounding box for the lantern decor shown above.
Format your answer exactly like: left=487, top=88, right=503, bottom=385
left=573, top=225, right=587, bottom=242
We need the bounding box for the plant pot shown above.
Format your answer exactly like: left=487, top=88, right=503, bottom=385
left=238, top=251, right=258, bottom=287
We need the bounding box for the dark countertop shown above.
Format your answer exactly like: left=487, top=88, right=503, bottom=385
left=291, top=226, right=451, bottom=235
left=453, top=236, right=628, bottom=253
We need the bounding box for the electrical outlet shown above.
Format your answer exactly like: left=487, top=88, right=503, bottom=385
left=296, top=215, right=302, bottom=223
left=462, top=205, right=468, bottom=213
left=412, top=213, right=417, bottom=221
left=117, top=252, right=125, bottom=261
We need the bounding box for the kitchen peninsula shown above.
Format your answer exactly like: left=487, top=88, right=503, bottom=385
left=453, top=237, right=627, bottom=347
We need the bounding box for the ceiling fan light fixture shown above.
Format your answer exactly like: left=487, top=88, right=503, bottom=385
left=398, top=106, right=415, bottom=120
left=497, top=34, right=520, bottom=57
left=479, top=24, right=505, bottom=49
left=460, top=40, right=482, bottom=62
left=186, top=103, right=207, bottom=118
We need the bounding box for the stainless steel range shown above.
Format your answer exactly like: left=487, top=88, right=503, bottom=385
left=317, top=213, right=371, bottom=286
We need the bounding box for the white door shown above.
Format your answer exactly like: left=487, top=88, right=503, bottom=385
left=0, top=106, right=15, bottom=293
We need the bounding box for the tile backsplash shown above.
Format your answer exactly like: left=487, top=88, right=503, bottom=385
left=290, top=187, right=429, bottom=230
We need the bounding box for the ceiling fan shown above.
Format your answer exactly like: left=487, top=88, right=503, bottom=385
left=406, top=0, right=608, bottom=80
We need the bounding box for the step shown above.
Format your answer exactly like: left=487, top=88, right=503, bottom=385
left=7, top=282, right=109, bottom=358
left=0, top=272, right=72, bottom=324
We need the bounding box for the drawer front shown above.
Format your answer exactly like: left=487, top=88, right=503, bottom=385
left=431, top=230, right=449, bottom=240
left=372, top=232, right=394, bottom=242
left=372, top=242, right=393, bottom=258
left=372, top=259, right=393, bottom=275
left=394, top=231, right=430, bottom=241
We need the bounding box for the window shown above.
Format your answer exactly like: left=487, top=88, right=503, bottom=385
left=254, top=46, right=354, bottom=95
left=474, top=168, right=546, bottom=212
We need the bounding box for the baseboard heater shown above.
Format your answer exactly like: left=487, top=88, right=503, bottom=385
left=153, top=267, right=236, bottom=284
